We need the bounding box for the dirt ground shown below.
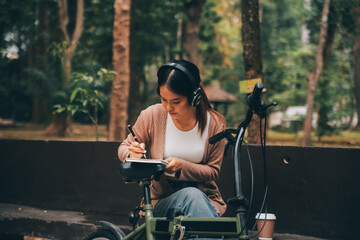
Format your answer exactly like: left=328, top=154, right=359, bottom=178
left=0, top=123, right=108, bottom=141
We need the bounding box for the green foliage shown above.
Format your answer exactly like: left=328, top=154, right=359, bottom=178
left=48, top=41, right=71, bottom=58
left=261, top=0, right=306, bottom=109
left=52, top=68, right=115, bottom=140
left=134, top=0, right=188, bottom=65
left=0, top=0, right=358, bottom=141
left=0, top=57, right=32, bottom=120
left=199, top=0, right=223, bottom=69
left=130, top=0, right=192, bottom=110
left=76, top=0, right=114, bottom=70
left=259, top=0, right=356, bottom=138
left=70, top=68, right=115, bottom=114
left=308, top=0, right=355, bottom=137
left=0, top=0, right=61, bottom=122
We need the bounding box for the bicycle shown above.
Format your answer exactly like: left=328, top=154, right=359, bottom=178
left=84, top=82, right=277, bottom=240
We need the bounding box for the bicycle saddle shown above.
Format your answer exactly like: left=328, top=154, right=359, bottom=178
left=118, top=162, right=165, bottom=182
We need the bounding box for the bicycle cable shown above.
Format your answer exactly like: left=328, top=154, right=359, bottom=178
left=248, top=116, right=270, bottom=239
left=238, top=139, right=255, bottom=236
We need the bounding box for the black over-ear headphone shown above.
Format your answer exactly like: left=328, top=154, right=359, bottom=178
left=157, top=62, right=202, bottom=107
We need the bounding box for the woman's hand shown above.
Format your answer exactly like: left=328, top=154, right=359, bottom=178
left=164, top=157, right=183, bottom=173
left=128, top=142, right=146, bottom=159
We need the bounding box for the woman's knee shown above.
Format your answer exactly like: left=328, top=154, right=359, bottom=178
left=178, top=187, right=207, bottom=202
left=177, top=187, right=218, bottom=217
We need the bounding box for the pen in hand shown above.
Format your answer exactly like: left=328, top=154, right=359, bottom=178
left=127, top=125, right=147, bottom=159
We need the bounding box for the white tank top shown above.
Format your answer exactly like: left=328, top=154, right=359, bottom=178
left=163, top=112, right=210, bottom=163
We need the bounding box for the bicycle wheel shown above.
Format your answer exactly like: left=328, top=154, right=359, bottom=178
left=84, top=228, right=125, bottom=240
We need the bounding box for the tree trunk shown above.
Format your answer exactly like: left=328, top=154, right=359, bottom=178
left=57, top=0, right=84, bottom=85
left=44, top=112, right=71, bottom=137
left=30, top=2, right=50, bottom=124
left=128, top=0, right=139, bottom=127
left=45, top=0, right=84, bottom=136
left=184, top=0, right=205, bottom=66
left=302, top=0, right=330, bottom=146
left=241, top=0, right=263, bottom=144
left=28, top=1, right=37, bottom=123
left=32, top=97, right=48, bottom=124
left=317, top=3, right=336, bottom=140
left=108, top=0, right=131, bottom=141
left=354, top=0, right=360, bottom=128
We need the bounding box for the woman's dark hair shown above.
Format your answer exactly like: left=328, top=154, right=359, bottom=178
left=157, top=59, right=214, bottom=135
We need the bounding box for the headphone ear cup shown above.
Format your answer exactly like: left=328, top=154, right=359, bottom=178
left=190, top=88, right=202, bottom=107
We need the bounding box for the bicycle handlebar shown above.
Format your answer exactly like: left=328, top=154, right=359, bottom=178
left=209, top=129, right=237, bottom=144
left=209, top=130, right=227, bottom=144
left=247, top=82, right=265, bottom=114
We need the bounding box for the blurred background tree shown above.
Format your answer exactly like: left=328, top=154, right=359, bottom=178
left=0, top=0, right=358, bottom=145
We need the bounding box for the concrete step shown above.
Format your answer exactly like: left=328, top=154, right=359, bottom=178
left=0, top=203, right=327, bottom=240
left=0, top=203, right=131, bottom=240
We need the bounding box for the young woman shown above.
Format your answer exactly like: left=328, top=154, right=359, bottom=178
left=118, top=60, right=227, bottom=234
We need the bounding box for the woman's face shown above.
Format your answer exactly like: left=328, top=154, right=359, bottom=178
left=159, top=85, right=196, bottom=121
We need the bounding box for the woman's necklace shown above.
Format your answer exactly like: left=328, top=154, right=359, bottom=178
left=173, top=117, right=197, bottom=131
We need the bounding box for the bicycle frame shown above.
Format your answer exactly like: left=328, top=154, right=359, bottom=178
left=118, top=109, right=255, bottom=240
left=123, top=184, right=246, bottom=240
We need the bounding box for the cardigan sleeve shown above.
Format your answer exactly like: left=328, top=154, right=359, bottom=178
left=117, top=106, right=153, bottom=162
left=176, top=112, right=226, bottom=182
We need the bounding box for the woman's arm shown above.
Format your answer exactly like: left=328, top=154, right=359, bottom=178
left=118, top=108, right=152, bottom=162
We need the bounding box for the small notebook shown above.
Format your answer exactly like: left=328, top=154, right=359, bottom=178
left=126, top=158, right=169, bottom=165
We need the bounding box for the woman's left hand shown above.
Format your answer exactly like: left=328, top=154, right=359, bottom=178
left=164, top=157, right=183, bottom=173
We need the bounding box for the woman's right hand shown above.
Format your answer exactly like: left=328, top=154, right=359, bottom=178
left=163, top=157, right=183, bottom=173
left=128, top=142, right=146, bottom=159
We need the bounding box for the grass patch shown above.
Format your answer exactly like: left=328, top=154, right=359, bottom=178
left=1, top=124, right=360, bottom=148
left=267, top=130, right=360, bottom=147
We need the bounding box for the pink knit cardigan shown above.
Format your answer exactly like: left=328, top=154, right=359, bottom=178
left=118, top=104, right=227, bottom=216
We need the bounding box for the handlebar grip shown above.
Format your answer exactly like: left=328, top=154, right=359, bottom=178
left=247, top=82, right=264, bottom=110
left=209, top=130, right=227, bottom=144
left=253, top=81, right=263, bottom=96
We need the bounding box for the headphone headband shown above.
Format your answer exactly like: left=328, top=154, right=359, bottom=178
left=159, top=62, right=198, bottom=89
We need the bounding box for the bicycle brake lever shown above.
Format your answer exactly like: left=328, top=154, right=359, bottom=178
left=265, top=101, right=278, bottom=110
left=256, top=101, right=278, bottom=118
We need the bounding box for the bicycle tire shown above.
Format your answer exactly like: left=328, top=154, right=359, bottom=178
left=84, top=228, right=125, bottom=240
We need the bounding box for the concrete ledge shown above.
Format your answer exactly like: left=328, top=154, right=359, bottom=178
left=0, top=140, right=359, bottom=239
